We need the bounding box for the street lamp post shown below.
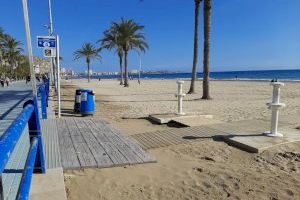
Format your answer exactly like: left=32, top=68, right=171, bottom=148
left=56, top=35, right=61, bottom=118
left=138, top=53, right=142, bottom=84
left=21, top=0, right=37, bottom=97
left=47, top=0, right=56, bottom=90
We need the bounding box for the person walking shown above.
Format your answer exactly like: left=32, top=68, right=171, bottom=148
left=5, top=77, right=10, bottom=87
left=0, top=77, right=4, bottom=87
left=26, top=75, right=30, bottom=84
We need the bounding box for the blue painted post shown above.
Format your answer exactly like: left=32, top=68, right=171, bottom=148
left=39, top=85, right=47, bottom=119
left=23, top=99, right=46, bottom=173
left=44, top=79, right=49, bottom=107
left=16, top=137, right=38, bottom=200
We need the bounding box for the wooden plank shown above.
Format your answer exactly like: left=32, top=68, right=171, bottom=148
left=136, top=132, right=160, bottom=149
left=57, top=119, right=80, bottom=168
left=89, top=120, right=139, bottom=164
left=84, top=120, right=111, bottom=143
left=75, top=120, right=114, bottom=168
left=94, top=120, right=154, bottom=162
left=65, top=119, right=97, bottom=168
left=92, top=120, right=151, bottom=163
left=130, top=134, right=153, bottom=150
left=149, top=131, right=177, bottom=146
left=153, top=130, right=184, bottom=145
left=101, top=125, right=145, bottom=163
left=101, top=142, right=129, bottom=165
left=83, top=120, right=128, bottom=165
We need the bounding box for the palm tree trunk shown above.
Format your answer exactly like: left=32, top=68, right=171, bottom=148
left=87, top=60, right=90, bottom=83
left=119, top=54, right=124, bottom=85
left=124, top=50, right=129, bottom=87
left=202, top=0, right=212, bottom=100
left=188, top=0, right=201, bottom=94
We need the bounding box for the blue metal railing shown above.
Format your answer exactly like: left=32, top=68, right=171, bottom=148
left=0, top=95, right=46, bottom=199
left=38, top=79, right=50, bottom=119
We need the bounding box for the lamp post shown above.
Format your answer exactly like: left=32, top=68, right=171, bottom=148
left=47, top=0, right=56, bottom=89
left=138, top=52, right=141, bottom=84
left=56, top=35, right=61, bottom=118
left=21, top=0, right=37, bottom=97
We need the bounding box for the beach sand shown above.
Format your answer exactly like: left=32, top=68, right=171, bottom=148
left=60, top=79, right=300, bottom=200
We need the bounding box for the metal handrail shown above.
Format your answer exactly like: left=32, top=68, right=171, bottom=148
left=16, top=137, right=38, bottom=200
left=0, top=99, right=46, bottom=200
left=0, top=105, right=34, bottom=173
left=39, top=79, right=50, bottom=119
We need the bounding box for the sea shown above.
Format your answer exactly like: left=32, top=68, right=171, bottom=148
left=85, top=69, right=300, bottom=81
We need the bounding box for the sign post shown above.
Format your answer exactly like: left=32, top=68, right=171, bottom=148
left=37, top=35, right=60, bottom=118
left=37, top=36, right=58, bottom=90
left=56, top=35, right=61, bottom=118
left=43, top=48, right=56, bottom=58
left=37, top=36, right=56, bottom=48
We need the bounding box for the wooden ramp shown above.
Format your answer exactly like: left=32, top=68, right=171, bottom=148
left=57, top=118, right=155, bottom=169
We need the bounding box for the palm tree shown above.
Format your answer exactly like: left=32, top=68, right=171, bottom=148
left=188, top=0, right=202, bottom=94
left=15, top=55, right=29, bottom=79
left=202, top=0, right=212, bottom=99
left=0, top=27, right=5, bottom=69
left=2, top=36, right=23, bottom=77
left=100, top=29, right=124, bottom=85
left=110, top=18, right=148, bottom=87
left=74, top=43, right=101, bottom=82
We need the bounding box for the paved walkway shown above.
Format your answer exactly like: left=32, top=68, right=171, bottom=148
left=0, top=82, right=32, bottom=200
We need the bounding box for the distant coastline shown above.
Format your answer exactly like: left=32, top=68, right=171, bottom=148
left=72, top=69, right=300, bottom=81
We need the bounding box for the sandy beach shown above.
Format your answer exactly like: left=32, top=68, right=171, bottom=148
left=60, top=79, right=300, bottom=200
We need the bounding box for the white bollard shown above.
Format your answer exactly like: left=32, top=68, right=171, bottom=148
left=264, top=81, right=285, bottom=137
left=175, top=81, right=186, bottom=115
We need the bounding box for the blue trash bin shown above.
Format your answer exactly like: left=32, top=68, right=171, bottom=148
left=80, top=89, right=95, bottom=116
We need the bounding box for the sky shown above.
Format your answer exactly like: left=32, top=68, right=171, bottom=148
left=0, top=0, right=300, bottom=73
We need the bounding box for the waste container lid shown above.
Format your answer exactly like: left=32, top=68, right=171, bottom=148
left=76, top=88, right=85, bottom=94
left=80, top=89, right=93, bottom=93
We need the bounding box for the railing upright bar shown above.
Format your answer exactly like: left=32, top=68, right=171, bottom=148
left=16, top=137, right=38, bottom=200
left=40, top=85, right=48, bottom=119
left=24, top=99, right=46, bottom=173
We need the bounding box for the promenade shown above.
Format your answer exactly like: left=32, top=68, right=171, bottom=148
left=0, top=82, right=32, bottom=200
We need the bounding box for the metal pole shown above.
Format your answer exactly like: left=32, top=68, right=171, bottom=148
left=21, top=0, right=37, bottom=97
left=56, top=35, right=61, bottom=118
left=47, top=0, right=55, bottom=87
left=138, top=53, right=141, bottom=84
left=48, top=0, right=53, bottom=35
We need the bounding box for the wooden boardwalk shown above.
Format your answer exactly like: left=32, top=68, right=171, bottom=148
left=57, top=118, right=155, bottom=169
left=131, top=119, right=272, bottom=150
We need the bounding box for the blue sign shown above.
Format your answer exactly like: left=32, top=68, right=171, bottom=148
left=37, top=36, right=56, bottom=48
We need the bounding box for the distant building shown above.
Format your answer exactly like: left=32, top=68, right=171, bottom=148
left=33, top=56, right=50, bottom=74
left=61, top=68, right=66, bottom=74
left=130, top=69, right=139, bottom=74
left=85, top=70, right=93, bottom=75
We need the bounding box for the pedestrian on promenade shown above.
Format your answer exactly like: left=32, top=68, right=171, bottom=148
left=5, top=77, right=10, bottom=87
left=0, top=78, right=4, bottom=87
left=26, top=75, right=30, bottom=84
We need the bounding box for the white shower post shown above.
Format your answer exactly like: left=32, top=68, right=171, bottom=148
left=264, top=81, right=285, bottom=137
left=175, top=81, right=186, bottom=115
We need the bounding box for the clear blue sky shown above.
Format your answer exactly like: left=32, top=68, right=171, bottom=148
left=1, top=0, right=300, bottom=72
